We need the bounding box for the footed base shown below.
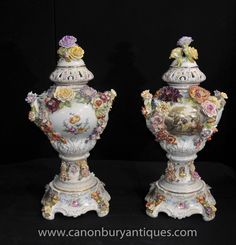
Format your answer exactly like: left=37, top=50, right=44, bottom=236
left=145, top=179, right=216, bottom=221
left=41, top=177, right=110, bottom=220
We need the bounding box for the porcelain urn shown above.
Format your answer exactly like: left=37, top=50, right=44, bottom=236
left=26, top=36, right=116, bottom=219
left=141, top=36, right=227, bottom=221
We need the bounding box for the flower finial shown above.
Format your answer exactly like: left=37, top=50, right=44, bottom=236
left=177, top=36, right=193, bottom=47
left=59, top=35, right=77, bottom=48
left=57, top=35, right=84, bottom=62
left=169, top=36, right=198, bottom=66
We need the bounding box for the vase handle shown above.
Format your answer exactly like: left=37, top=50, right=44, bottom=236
left=141, top=90, right=153, bottom=117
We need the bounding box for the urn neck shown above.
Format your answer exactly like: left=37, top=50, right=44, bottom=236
left=166, top=82, right=200, bottom=94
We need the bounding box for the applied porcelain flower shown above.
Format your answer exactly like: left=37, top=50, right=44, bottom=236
left=110, top=89, right=117, bottom=98
left=220, top=92, right=228, bottom=99
left=177, top=36, right=193, bottom=47
left=154, top=101, right=171, bottom=114
left=155, top=86, right=182, bottom=102
left=150, top=112, right=164, bottom=129
left=25, top=91, right=38, bottom=104
left=28, top=111, right=36, bottom=121
left=208, top=96, right=221, bottom=108
left=169, top=47, right=183, bottom=59
left=93, top=98, right=103, bottom=108
left=189, top=85, right=210, bottom=104
left=80, top=86, right=97, bottom=99
left=184, top=46, right=198, bottom=61
left=141, top=90, right=153, bottom=100
left=57, top=45, right=84, bottom=61
left=201, top=100, right=217, bottom=117
left=59, top=35, right=77, bottom=48
left=46, top=98, right=60, bottom=113
left=54, top=86, right=75, bottom=102
left=170, top=36, right=198, bottom=65
left=67, top=46, right=84, bottom=60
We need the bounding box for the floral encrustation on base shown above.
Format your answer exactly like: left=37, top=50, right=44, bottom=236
left=146, top=194, right=165, bottom=213
left=145, top=181, right=217, bottom=221
left=26, top=35, right=116, bottom=219
left=41, top=179, right=110, bottom=220
left=141, top=36, right=227, bottom=221
left=91, top=191, right=110, bottom=214
left=41, top=191, right=60, bottom=219
left=196, top=195, right=217, bottom=220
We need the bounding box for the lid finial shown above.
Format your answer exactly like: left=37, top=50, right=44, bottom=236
left=169, top=36, right=198, bottom=67
left=57, top=35, right=85, bottom=62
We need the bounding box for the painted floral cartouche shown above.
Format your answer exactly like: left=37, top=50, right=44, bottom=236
left=26, top=36, right=116, bottom=220
left=141, top=36, right=227, bottom=221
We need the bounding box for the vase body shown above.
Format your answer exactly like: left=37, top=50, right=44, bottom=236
left=26, top=39, right=116, bottom=219
left=141, top=37, right=227, bottom=221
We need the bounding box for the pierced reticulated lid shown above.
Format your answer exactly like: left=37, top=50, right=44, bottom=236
left=50, top=35, right=94, bottom=85
left=162, top=36, right=206, bottom=90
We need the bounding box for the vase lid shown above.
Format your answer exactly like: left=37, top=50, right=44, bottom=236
left=162, top=36, right=206, bottom=90
left=50, top=35, right=94, bottom=85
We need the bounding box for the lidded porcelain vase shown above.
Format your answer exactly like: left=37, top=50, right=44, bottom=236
left=26, top=35, right=116, bottom=219
left=141, top=36, right=227, bottom=221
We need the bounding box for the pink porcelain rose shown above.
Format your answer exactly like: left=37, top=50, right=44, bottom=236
left=201, top=100, right=217, bottom=117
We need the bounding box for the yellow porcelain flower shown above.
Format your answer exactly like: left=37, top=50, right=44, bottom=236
left=57, top=45, right=84, bottom=61
left=42, top=205, right=51, bottom=215
left=210, top=205, right=217, bottom=212
left=28, top=111, right=36, bottom=122
left=220, top=92, right=228, bottom=99
left=54, top=86, right=75, bottom=102
left=184, top=46, right=198, bottom=61
left=141, top=90, right=153, bottom=100
left=156, top=101, right=171, bottom=114
left=67, top=45, right=84, bottom=60
left=57, top=47, right=67, bottom=58
left=51, top=195, right=60, bottom=205
left=208, top=96, right=221, bottom=108
left=110, top=89, right=117, bottom=98
left=169, top=47, right=183, bottom=59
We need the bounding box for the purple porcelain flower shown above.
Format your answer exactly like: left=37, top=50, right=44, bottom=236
left=192, top=171, right=201, bottom=179
left=25, top=91, right=37, bottom=104
left=59, top=35, right=77, bottom=48
left=201, top=100, right=217, bottom=118
left=71, top=200, right=79, bottom=207
left=155, top=86, right=182, bottom=102
left=177, top=36, right=193, bottom=47
left=206, top=207, right=213, bottom=215
left=80, top=86, right=97, bottom=99
left=178, top=202, right=187, bottom=209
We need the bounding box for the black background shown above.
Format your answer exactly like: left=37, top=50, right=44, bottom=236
left=0, top=0, right=235, bottom=167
